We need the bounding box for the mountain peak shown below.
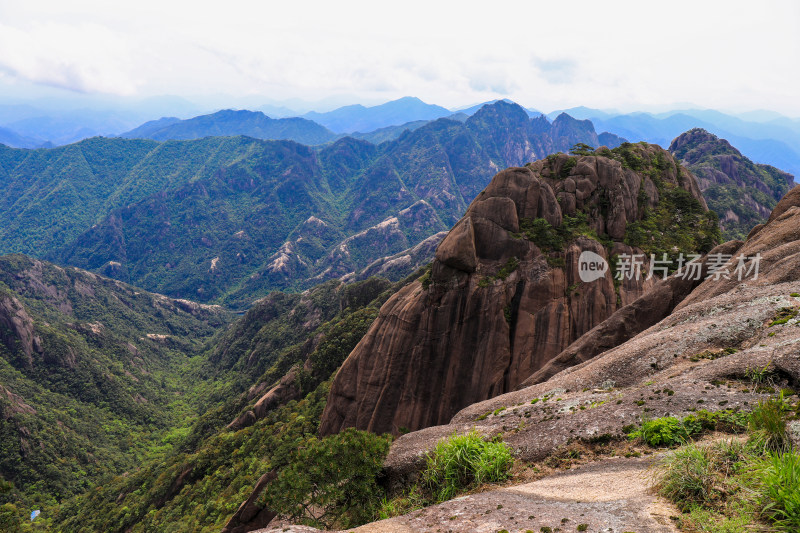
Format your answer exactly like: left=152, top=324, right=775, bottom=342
left=552, top=112, right=587, bottom=125
left=669, top=127, right=737, bottom=157
left=303, top=97, right=451, bottom=133
left=120, top=109, right=336, bottom=144
left=467, top=99, right=530, bottom=124
left=669, top=127, right=795, bottom=239
left=320, top=143, right=715, bottom=436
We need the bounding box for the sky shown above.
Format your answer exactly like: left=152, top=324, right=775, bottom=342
left=0, top=0, right=798, bottom=115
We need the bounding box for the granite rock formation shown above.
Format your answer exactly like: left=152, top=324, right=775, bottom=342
left=319, top=144, right=715, bottom=436
left=670, top=128, right=794, bottom=240
left=380, top=184, right=800, bottom=488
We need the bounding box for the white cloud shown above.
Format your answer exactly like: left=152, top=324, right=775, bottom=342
left=0, top=0, right=797, bottom=114
left=0, top=19, right=141, bottom=95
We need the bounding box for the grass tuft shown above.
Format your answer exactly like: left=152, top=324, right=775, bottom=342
left=656, top=443, right=717, bottom=511
left=748, top=397, right=791, bottom=453
left=758, top=451, right=800, bottom=530
left=422, top=430, right=513, bottom=503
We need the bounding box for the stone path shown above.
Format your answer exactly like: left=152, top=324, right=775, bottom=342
left=259, top=456, right=679, bottom=533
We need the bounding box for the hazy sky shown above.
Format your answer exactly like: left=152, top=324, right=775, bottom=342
left=0, top=0, right=798, bottom=114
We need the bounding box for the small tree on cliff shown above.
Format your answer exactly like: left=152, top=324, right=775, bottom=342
left=261, top=428, right=391, bottom=529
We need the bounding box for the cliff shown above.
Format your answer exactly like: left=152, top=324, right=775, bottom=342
left=319, top=143, right=718, bottom=435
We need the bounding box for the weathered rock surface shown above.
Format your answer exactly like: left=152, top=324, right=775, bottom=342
left=352, top=231, right=447, bottom=282
left=0, top=292, right=42, bottom=369
left=320, top=145, right=711, bottom=436
left=380, top=197, right=800, bottom=484
left=522, top=239, right=744, bottom=387
left=677, top=186, right=800, bottom=309
left=259, top=456, right=678, bottom=533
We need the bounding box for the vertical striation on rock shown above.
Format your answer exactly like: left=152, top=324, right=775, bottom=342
left=319, top=143, right=717, bottom=435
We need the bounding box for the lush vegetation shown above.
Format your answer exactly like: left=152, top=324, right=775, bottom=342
left=0, top=251, right=419, bottom=531
left=519, top=212, right=610, bottom=253
left=262, top=428, right=391, bottom=529
left=609, top=142, right=722, bottom=257
left=373, top=431, right=514, bottom=522
left=0, top=254, right=231, bottom=529
left=649, top=395, right=800, bottom=532
left=624, top=185, right=721, bottom=257
left=46, top=272, right=414, bottom=532
left=421, top=431, right=513, bottom=503
left=628, top=409, right=748, bottom=447
left=670, top=128, right=794, bottom=240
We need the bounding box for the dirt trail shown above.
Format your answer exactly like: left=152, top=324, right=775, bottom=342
left=260, top=455, right=680, bottom=533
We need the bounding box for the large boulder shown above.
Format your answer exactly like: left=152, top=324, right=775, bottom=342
left=379, top=181, right=800, bottom=485
left=320, top=145, right=713, bottom=436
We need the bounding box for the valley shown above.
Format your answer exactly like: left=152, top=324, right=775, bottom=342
left=0, top=100, right=798, bottom=533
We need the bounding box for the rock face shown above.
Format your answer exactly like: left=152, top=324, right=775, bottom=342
left=319, top=144, right=715, bottom=436
left=670, top=128, right=795, bottom=240
left=676, top=184, right=800, bottom=309
left=378, top=182, right=800, bottom=487
left=0, top=292, right=42, bottom=369
left=521, top=239, right=744, bottom=387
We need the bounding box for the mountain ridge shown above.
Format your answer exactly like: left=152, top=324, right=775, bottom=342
left=0, top=101, right=610, bottom=307
left=119, top=109, right=338, bottom=145
left=302, top=96, right=452, bottom=133
left=320, top=141, right=719, bottom=436
left=670, top=127, right=795, bottom=239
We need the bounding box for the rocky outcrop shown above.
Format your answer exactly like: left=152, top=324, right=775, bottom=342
left=522, top=239, right=744, bottom=386
left=0, top=384, right=36, bottom=419
left=0, top=292, right=42, bottom=369
left=677, top=184, right=800, bottom=309
left=319, top=144, right=714, bottom=436
left=670, top=128, right=795, bottom=240
left=379, top=182, right=800, bottom=486
left=221, top=470, right=279, bottom=533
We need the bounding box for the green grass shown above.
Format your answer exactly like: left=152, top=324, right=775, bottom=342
left=748, top=397, right=791, bottom=453
left=653, top=394, right=800, bottom=531
left=631, top=416, right=690, bottom=447
left=656, top=443, right=717, bottom=510
left=421, top=431, right=513, bottom=503
left=758, top=451, right=800, bottom=530
left=679, top=504, right=754, bottom=533
left=628, top=410, right=747, bottom=448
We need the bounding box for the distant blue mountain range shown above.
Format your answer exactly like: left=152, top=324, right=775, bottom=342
left=120, top=109, right=337, bottom=145
left=548, top=107, right=800, bottom=178
left=0, top=96, right=797, bottom=179
left=302, top=96, right=452, bottom=133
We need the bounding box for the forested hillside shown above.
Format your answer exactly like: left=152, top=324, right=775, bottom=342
left=670, top=128, right=795, bottom=239
left=0, top=101, right=607, bottom=308
left=0, top=254, right=230, bottom=528
left=48, top=275, right=410, bottom=532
